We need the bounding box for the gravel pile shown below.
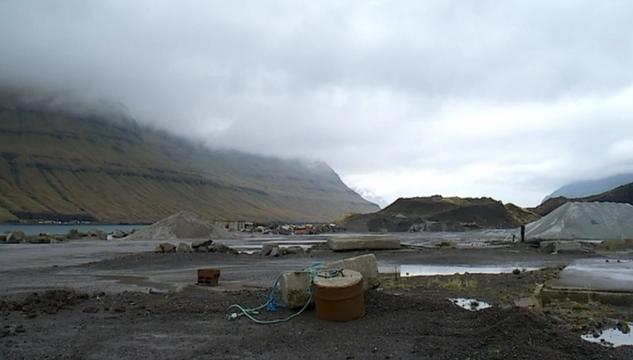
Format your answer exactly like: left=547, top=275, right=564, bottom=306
left=123, top=211, right=228, bottom=240
left=526, top=202, right=633, bottom=240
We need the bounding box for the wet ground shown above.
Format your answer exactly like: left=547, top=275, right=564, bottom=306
left=2, top=233, right=633, bottom=358
left=0, top=243, right=600, bottom=295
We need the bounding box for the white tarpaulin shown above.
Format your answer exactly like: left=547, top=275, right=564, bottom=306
left=526, top=202, right=633, bottom=240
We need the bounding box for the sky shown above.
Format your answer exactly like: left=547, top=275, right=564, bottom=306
left=1, top=0, right=633, bottom=207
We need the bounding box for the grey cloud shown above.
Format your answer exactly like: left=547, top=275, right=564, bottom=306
left=1, top=0, right=633, bottom=206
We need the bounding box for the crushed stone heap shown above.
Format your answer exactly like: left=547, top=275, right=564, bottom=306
left=525, top=202, right=633, bottom=241
left=124, top=211, right=228, bottom=240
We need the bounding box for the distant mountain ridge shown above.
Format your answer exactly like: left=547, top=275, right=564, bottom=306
left=532, top=182, right=633, bottom=216
left=0, top=90, right=378, bottom=223
left=544, top=173, right=633, bottom=201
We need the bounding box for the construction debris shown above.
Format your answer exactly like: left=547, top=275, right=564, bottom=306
left=539, top=240, right=590, bottom=254
left=327, top=236, right=400, bottom=251
left=154, top=242, right=176, bottom=253
left=176, top=242, right=192, bottom=253
left=280, top=254, right=379, bottom=309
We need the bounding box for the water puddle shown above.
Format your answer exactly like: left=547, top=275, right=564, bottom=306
left=448, top=298, right=491, bottom=311
left=400, top=265, right=539, bottom=277
left=581, top=323, right=633, bottom=347
left=233, top=244, right=317, bottom=251
left=94, top=274, right=173, bottom=292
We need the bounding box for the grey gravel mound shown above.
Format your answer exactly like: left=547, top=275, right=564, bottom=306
left=526, top=202, right=633, bottom=240
left=123, top=211, right=229, bottom=240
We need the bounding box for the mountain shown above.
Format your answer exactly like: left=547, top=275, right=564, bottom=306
left=0, top=90, right=378, bottom=223
left=341, top=195, right=540, bottom=232
left=352, top=187, right=388, bottom=209
left=531, top=197, right=569, bottom=216
left=544, top=173, right=633, bottom=200
left=532, top=182, right=633, bottom=216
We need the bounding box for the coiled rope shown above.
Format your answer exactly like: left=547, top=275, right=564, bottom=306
left=226, top=263, right=343, bottom=324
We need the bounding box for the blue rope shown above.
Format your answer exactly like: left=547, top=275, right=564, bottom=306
left=226, top=263, right=341, bottom=324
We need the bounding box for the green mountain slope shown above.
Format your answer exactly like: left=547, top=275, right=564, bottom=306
left=0, top=91, right=378, bottom=223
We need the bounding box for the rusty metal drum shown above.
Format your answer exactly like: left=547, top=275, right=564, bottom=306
left=314, top=269, right=365, bottom=322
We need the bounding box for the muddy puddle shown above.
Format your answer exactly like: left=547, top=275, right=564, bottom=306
left=94, top=274, right=174, bottom=292
left=232, top=243, right=322, bottom=252
left=399, top=264, right=539, bottom=277
left=582, top=323, right=633, bottom=347
left=448, top=298, right=492, bottom=311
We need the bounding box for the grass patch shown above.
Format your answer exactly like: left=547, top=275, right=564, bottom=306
left=435, top=240, right=457, bottom=249
left=438, top=277, right=479, bottom=290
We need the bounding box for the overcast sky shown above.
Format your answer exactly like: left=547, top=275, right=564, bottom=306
left=2, top=0, right=633, bottom=207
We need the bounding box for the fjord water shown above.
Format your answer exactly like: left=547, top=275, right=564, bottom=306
left=0, top=224, right=145, bottom=236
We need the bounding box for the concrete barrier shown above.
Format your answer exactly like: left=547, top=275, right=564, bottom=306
left=279, top=254, right=380, bottom=309
left=327, top=236, right=400, bottom=251
left=323, top=254, right=380, bottom=289
left=537, top=259, right=633, bottom=306
left=280, top=271, right=311, bottom=309
left=539, top=240, right=589, bottom=254
left=261, top=242, right=278, bottom=256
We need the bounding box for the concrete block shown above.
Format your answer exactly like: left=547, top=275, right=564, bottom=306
left=177, top=242, right=192, bottom=253
left=280, top=271, right=311, bottom=309
left=155, top=242, right=176, bottom=253
left=279, top=253, right=381, bottom=309
left=261, top=242, right=277, bottom=256
left=323, top=254, right=380, bottom=289
left=540, top=240, right=585, bottom=254
left=327, top=236, right=400, bottom=252
left=6, top=231, right=26, bottom=244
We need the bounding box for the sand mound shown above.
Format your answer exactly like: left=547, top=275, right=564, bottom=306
left=124, top=211, right=228, bottom=240
left=525, top=202, right=633, bottom=240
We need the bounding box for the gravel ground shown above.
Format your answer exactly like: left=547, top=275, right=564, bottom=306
left=1, top=277, right=633, bottom=359
left=1, top=243, right=632, bottom=359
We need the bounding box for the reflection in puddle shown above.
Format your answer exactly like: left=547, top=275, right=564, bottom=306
left=449, top=298, right=492, bottom=311
left=400, top=265, right=539, bottom=277
left=581, top=323, right=633, bottom=347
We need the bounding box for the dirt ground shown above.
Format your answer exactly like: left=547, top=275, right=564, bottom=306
left=1, top=285, right=632, bottom=360
left=1, top=244, right=632, bottom=359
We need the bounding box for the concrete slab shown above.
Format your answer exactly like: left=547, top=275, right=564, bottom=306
left=327, top=236, right=400, bottom=252
left=540, top=259, right=633, bottom=306
left=539, top=240, right=589, bottom=254
left=549, top=259, right=633, bottom=292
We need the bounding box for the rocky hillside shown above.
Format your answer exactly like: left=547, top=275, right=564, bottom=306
left=532, top=182, right=633, bottom=216
left=341, top=195, right=540, bottom=232
left=0, top=90, right=378, bottom=223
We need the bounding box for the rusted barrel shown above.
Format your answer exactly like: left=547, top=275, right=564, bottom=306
left=197, top=268, right=220, bottom=286
left=314, top=269, right=365, bottom=322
